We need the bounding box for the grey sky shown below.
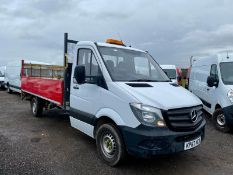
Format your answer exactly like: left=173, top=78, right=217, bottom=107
left=0, top=0, right=233, bottom=67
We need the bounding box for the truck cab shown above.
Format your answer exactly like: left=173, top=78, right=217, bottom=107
left=68, top=39, right=206, bottom=165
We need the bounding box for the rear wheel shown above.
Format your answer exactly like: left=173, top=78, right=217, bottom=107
left=213, top=108, right=231, bottom=133
left=30, top=97, right=44, bottom=117
left=7, top=85, right=12, bottom=94
left=96, top=123, right=126, bottom=166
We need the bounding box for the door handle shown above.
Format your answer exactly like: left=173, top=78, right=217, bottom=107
left=73, top=85, right=79, bottom=89
left=207, top=88, right=210, bottom=91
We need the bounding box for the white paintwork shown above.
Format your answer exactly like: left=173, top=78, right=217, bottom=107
left=189, top=54, right=233, bottom=114
left=0, top=66, right=5, bottom=86
left=70, top=117, right=94, bottom=137
left=116, top=82, right=201, bottom=110
left=160, top=65, right=176, bottom=69
left=0, top=66, right=6, bottom=84
left=69, top=42, right=202, bottom=137
left=160, top=65, right=178, bottom=84
left=0, top=76, right=4, bottom=88
left=4, top=61, right=21, bottom=92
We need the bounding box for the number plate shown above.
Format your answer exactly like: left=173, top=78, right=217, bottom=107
left=184, top=137, right=201, bottom=150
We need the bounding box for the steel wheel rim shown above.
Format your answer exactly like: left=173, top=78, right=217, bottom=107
left=100, top=132, right=116, bottom=159
left=217, top=114, right=225, bottom=126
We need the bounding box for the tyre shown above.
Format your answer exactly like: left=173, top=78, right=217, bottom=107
left=96, top=123, right=126, bottom=166
left=213, top=108, right=231, bottom=133
left=7, top=86, right=12, bottom=94
left=30, top=97, right=44, bottom=117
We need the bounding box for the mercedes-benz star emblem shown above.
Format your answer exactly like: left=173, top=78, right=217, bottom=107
left=190, top=110, right=198, bottom=123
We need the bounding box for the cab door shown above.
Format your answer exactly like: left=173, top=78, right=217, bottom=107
left=69, top=47, right=106, bottom=137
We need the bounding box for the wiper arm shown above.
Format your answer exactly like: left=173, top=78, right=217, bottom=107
left=159, top=80, right=172, bottom=82
left=128, top=79, right=171, bottom=82
left=128, top=79, right=158, bottom=82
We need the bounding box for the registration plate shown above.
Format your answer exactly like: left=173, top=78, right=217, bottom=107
left=184, top=137, right=201, bottom=150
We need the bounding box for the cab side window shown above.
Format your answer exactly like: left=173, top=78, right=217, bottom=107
left=210, top=64, right=219, bottom=81
left=77, top=49, right=101, bottom=82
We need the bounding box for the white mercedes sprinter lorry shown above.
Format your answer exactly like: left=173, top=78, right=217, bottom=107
left=189, top=54, right=233, bottom=132
left=68, top=39, right=205, bottom=165
left=22, top=35, right=206, bottom=166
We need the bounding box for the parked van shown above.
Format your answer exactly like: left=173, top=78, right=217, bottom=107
left=189, top=54, right=233, bottom=132
left=5, top=61, right=50, bottom=93
left=21, top=34, right=206, bottom=166
left=161, top=65, right=181, bottom=84
left=0, top=67, right=5, bottom=89
left=4, top=61, right=21, bottom=93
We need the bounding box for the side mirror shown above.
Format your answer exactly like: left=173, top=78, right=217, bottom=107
left=74, top=65, right=85, bottom=84
left=207, top=76, right=218, bottom=87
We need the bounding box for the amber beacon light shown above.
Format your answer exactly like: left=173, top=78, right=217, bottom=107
left=106, top=38, right=125, bottom=46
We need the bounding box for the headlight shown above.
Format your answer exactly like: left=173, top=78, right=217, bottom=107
left=228, top=90, right=233, bottom=103
left=130, top=103, right=166, bottom=127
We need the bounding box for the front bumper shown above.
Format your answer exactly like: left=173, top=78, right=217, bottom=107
left=223, top=105, right=233, bottom=126
left=119, top=119, right=206, bottom=158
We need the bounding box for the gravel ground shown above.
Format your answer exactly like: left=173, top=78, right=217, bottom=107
left=0, top=90, right=233, bottom=175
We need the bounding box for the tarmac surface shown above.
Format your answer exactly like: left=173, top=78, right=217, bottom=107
left=0, top=90, right=233, bottom=175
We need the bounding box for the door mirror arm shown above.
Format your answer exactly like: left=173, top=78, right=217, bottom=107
left=207, top=76, right=219, bottom=87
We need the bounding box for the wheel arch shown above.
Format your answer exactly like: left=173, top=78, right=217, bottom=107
left=94, top=108, right=126, bottom=139
left=95, top=108, right=125, bottom=126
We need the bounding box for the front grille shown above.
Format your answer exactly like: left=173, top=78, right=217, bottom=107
left=163, top=105, right=203, bottom=132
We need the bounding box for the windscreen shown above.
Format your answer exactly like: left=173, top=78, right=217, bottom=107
left=99, top=46, right=170, bottom=82
left=163, top=69, right=176, bottom=79
left=220, top=62, right=233, bottom=85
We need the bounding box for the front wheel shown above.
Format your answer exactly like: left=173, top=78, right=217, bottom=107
left=213, top=108, right=231, bottom=133
left=7, top=86, right=12, bottom=94
left=96, top=123, right=126, bottom=166
left=30, top=97, right=44, bottom=117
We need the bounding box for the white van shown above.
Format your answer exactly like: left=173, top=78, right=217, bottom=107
left=189, top=54, right=233, bottom=132
left=5, top=61, right=22, bottom=93
left=5, top=60, right=50, bottom=93
left=161, top=65, right=179, bottom=84
left=0, top=67, right=5, bottom=89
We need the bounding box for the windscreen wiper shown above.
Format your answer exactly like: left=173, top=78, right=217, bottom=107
left=159, top=80, right=172, bottom=82
left=128, top=79, right=171, bottom=82
left=128, top=79, right=158, bottom=82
